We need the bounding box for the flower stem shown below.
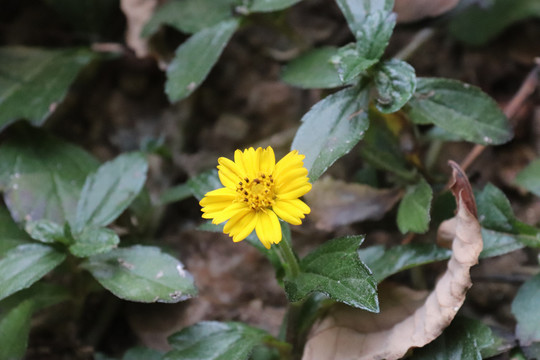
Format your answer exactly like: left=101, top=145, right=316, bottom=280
left=277, top=238, right=301, bottom=278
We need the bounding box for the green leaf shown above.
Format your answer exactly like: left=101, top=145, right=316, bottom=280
left=512, top=272, right=540, bottom=346
left=477, top=184, right=540, bottom=249
left=515, top=158, right=540, bottom=197
left=187, top=169, right=222, bottom=200
left=248, top=0, right=302, bottom=12
left=480, top=228, right=524, bottom=259
left=69, top=226, right=119, bottom=258
left=291, top=85, right=370, bottom=182
left=354, top=10, right=395, bottom=62
left=165, top=321, right=271, bottom=360
left=74, top=152, right=148, bottom=233
left=0, top=243, right=66, bottom=301
left=0, top=204, right=31, bottom=254
left=82, top=245, right=197, bottom=303
left=142, top=0, right=237, bottom=36
left=411, top=317, right=509, bottom=359
left=449, top=0, right=540, bottom=46
left=358, top=243, right=451, bottom=283
left=335, top=0, right=393, bottom=34
left=281, top=47, right=344, bottom=89
left=397, top=178, right=432, bottom=234
left=0, top=125, right=99, bottom=225
left=0, top=283, right=69, bottom=360
left=159, top=183, right=192, bottom=205
left=373, top=59, right=416, bottom=113
left=165, top=19, right=239, bottom=102
left=331, top=43, right=378, bottom=83
left=24, top=219, right=67, bottom=244
left=0, top=297, right=33, bottom=360
left=359, top=110, right=417, bottom=181
left=122, top=346, right=163, bottom=360
left=406, top=78, right=512, bottom=145
left=285, top=236, right=379, bottom=312
left=0, top=47, right=95, bottom=132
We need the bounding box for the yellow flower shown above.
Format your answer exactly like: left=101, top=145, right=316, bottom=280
left=200, top=146, right=312, bottom=249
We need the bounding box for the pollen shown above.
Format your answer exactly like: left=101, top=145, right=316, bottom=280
left=237, top=173, right=275, bottom=210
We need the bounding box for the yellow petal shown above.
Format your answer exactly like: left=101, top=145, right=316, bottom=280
left=277, top=184, right=312, bottom=200
left=223, top=207, right=252, bottom=233
left=277, top=176, right=310, bottom=194
left=255, top=210, right=282, bottom=249
left=274, top=150, right=305, bottom=179
left=211, top=202, right=247, bottom=224
left=230, top=211, right=257, bottom=242
left=273, top=199, right=310, bottom=225
left=200, top=187, right=236, bottom=205
left=259, top=146, right=276, bottom=174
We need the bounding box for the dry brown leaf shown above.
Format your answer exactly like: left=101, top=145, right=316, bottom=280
left=394, top=0, right=459, bottom=23
left=120, top=0, right=159, bottom=57
left=302, top=162, right=483, bottom=360
left=304, top=177, right=403, bottom=231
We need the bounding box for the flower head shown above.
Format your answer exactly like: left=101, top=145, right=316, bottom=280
left=200, top=146, right=311, bottom=249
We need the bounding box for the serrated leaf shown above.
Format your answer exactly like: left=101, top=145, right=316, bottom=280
left=165, top=19, right=239, bottom=102
left=335, top=0, right=393, bottom=34
left=82, top=245, right=197, bottom=303
left=512, top=272, right=540, bottom=346
left=449, top=0, right=540, bottom=46
left=397, top=178, right=432, bottom=234
left=24, top=219, right=67, bottom=244
left=358, top=243, right=451, bottom=283
left=248, top=0, right=302, bottom=12
left=0, top=47, right=94, bottom=132
left=165, top=321, right=272, bottom=360
left=281, top=47, right=344, bottom=89
left=406, top=78, right=512, bottom=145
left=74, top=152, right=148, bottom=233
left=374, top=59, right=416, bottom=113
left=0, top=125, right=99, bottom=225
left=187, top=169, right=222, bottom=200
left=0, top=283, right=69, bottom=360
left=69, top=226, right=119, bottom=258
left=0, top=243, right=66, bottom=301
left=515, top=158, right=540, bottom=197
left=284, top=236, right=379, bottom=312
left=291, top=85, right=370, bottom=182
left=142, top=0, right=236, bottom=36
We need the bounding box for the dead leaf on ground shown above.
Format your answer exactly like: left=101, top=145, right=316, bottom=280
left=394, top=0, right=459, bottom=23
left=120, top=0, right=159, bottom=57
left=304, top=177, right=403, bottom=231
left=302, top=162, right=483, bottom=360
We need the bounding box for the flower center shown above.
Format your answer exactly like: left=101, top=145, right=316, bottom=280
left=237, top=173, right=275, bottom=211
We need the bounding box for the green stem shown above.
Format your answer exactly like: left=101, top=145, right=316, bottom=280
left=277, top=238, right=300, bottom=278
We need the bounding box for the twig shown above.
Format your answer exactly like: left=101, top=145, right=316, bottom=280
left=395, top=28, right=436, bottom=61
left=459, top=61, right=540, bottom=172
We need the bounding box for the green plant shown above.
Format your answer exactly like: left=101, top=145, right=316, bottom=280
left=1, top=0, right=540, bottom=359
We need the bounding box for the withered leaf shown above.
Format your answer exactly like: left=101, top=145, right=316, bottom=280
left=394, top=0, right=459, bottom=23
left=302, top=162, right=483, bottom=360
left=304, top=177, right=403, bottom=231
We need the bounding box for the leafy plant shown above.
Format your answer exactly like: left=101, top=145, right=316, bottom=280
left=1, top=0, right=539, bottom=358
